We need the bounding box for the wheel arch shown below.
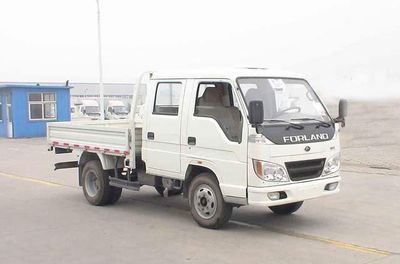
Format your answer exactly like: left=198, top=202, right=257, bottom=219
left=183, top=164, right=219, bottom=198
left=78, top=152, right=121, bottom=186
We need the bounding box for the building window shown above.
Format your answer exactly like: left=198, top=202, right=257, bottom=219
left=153, top=82, right=182, bottom=115
left=28, top=93, right=57, bottom=120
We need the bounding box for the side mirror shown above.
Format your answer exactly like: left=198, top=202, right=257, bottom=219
left=249, top=101, right=264, bottom=127
left=339, top=99, right=348, bottom=118
left=335, top=99, right=348, bottom=127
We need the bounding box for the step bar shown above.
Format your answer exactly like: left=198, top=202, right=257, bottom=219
left=109, top=177, right=141, bottom=191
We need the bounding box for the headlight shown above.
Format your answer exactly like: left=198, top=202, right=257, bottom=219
left=322, top=153, right=340, bottom=176
left=252, top=160, right=289, bottom=182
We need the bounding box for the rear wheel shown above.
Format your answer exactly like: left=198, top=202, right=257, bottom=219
left=189, top=173, right=232, bottom=229
left=269, top=201, right=303, bottom=215
left=82, top=160, right=122, bottom=205
left=108, top=187, right=122, bottom=204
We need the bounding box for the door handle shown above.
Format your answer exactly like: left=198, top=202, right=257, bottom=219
left=188, top=137, right=196, bottom=145
left=147, top=132, right=155, bottom=140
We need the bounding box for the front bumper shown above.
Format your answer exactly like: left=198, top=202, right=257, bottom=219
left=247, top=175, right=341, bottom=206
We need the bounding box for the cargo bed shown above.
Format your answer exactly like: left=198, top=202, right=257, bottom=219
left=47, top=120, right=142, bottom=167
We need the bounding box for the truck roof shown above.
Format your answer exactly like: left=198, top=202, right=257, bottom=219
left=107, top=100, right=125, bottom=107
left=150, top=68, right=305, bottom=80
left=81, top=99, right=99, bottom=106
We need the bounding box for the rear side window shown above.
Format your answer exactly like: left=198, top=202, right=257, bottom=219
left=153, top=82, right=182, bottom=115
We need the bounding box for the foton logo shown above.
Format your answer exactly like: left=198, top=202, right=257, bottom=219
left=283, top=133, right=329, bottom=143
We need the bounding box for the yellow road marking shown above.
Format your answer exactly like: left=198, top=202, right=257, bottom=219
left=0, top=171, right=63, bottom=187
left=0, top=171, right=395, bottom=257
left=278, top=229, right=393, bottom=256
left=230, top=220, right=393, bottom=257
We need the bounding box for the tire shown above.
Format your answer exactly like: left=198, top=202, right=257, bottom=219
left=188, top=173, right=233, bottom=229
left=269, top=201, right=303, bottom=215
left=155, top=185, right=183, bottom=196
left=82, top=160, right=122, bottom=206
left=108, top=187, right=122, bottom=204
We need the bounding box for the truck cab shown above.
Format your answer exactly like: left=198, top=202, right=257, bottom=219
left=105, top=100, right=129, bottom=120
left=80, top=99, right=101, bottom=120
left=48, top=68, right=347, bottom=229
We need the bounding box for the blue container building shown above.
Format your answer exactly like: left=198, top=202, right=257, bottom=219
left=0, top=83, right=72, bottom=138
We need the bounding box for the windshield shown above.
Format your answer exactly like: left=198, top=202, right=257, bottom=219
left=85, top=106, right=100, bottom=114
left=113, top=106, right=129, bottom=114
left=237, top=78, right=330, bottom=123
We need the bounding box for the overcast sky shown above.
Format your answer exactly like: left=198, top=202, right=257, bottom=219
left=1, top=0, right=399, bottom=99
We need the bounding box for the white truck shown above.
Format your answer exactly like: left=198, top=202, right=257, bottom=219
left=79, top=99, right=101, bottom=120
left=70, top=103, right=89, bottom=121
left=48, top=68, right=347, bottom=229
left=105, top=100, right=130, bottom=120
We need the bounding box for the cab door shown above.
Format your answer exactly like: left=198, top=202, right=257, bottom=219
left=143, top=80, right=186, bottom=178
left=182, top=80, right=248, bottom=200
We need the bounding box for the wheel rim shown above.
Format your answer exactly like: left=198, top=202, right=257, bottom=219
left=85, top=171, right=100, bottom=197
left=194, top=184, right=217, bottom=219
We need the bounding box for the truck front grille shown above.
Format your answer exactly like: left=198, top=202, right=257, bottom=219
left=285, top=158, right=325, bottom=181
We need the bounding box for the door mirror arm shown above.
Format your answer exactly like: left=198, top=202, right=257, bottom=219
left=333, top=116, right=345, bottom=127
left=255, top=124, right=264, bottom=134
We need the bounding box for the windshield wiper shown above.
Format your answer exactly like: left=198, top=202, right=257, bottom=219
left=264, top=119, right=304, bottom=130
left=291, top=118, right=331, bottom=128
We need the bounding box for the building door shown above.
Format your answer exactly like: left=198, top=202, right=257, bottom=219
left=5, top=93, right=12, bottom=138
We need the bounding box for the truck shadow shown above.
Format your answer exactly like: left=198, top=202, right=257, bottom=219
left=114, top=188, right=325, bottom=231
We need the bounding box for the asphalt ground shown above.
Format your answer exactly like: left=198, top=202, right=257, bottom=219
left=1, top=99, right=400, bottom=264
left=0, top=137, right=399, bottom=264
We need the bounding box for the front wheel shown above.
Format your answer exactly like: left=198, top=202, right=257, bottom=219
left=189, top=173, right=232, bottom=229
left=269, top=201, right=303, bottom=215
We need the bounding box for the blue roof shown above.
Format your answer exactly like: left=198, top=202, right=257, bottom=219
left=0, top=83, right=73, bottom=90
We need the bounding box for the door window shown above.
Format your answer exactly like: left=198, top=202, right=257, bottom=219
left=194, top=82, right=242, bottom=142
left=153, top=83, right=182, bottom=115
